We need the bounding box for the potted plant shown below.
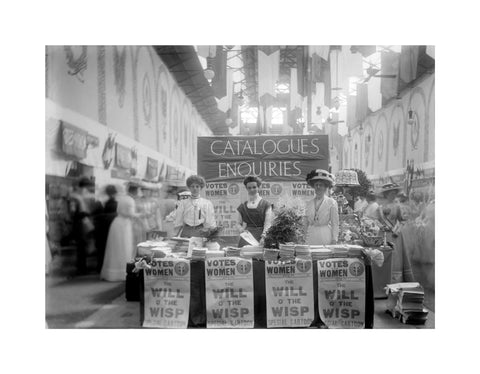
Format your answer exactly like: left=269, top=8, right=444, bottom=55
left=263, top=197, right=306, bottom=249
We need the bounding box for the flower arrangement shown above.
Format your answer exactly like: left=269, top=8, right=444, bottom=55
left=263, top=197, right=306, bottom=249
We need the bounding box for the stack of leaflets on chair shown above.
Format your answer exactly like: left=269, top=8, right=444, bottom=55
left=385, top=282, right=429, bottom=325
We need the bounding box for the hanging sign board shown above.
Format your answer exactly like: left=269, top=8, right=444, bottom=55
left=265, top=259, right=315, bottom=328
left=205, top=257, right=255, bottom=328
left=61, top=121, right=88, bottom=159
left=197, top=135, right=329, bottom=182
left=146, top=157, right=159, bottom=180
left=143, top=258, right=191, bottom=328
left=115, top=143, right=132, bottom=170
left=317, top=257, right=366, bottom=329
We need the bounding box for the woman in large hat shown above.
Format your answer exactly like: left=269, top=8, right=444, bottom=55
left=305, top=169, right=339, bottom=245
left=378, top=183, right=403, bottom=231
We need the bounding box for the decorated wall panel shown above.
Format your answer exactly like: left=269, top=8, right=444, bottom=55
left=47, top=46, right=100, bottom=124
left=105, top=46, right=135, bottom=139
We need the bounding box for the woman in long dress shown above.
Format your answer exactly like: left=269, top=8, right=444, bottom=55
left=101, top=183, right=141, bottom=282
left=304, top=169, right=339, bottom=245
left=379, top=183, right=414, bottom=283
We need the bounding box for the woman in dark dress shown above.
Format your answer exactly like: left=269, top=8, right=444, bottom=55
left=95, top=185, right=118, bottom=273
left=236, top=176, right=273, bottom=247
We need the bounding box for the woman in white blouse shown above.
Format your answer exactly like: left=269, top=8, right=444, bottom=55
left=305, top=169, right=339, bottom=245
left=174, top=175, right=216, bottom=238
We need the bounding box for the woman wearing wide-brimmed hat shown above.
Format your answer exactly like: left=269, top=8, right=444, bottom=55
left=378, top=182, right=414, bottom=282
left=304, top=169, right=339, bottom=245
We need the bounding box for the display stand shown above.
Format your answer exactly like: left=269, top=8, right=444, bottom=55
left=137, top=255, right=374, bottom=329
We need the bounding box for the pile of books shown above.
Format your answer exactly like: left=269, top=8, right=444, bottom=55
left=310, top=246, right=333, bottom=261
left=205, top=250, right=225, bottom=258
left=191, top=247, right=207, bottom=260
left=294, top=245, right=311, bottom=259
left=278, top=243, right=296, bottom=261
left=385, top=282, right=429, bottom=325
left=240, top=245, right=264, bottom=259
left=224, top=247, right=241, bottom=257
left=263, top=248, right=280, bottom=261
left=168, top=237, right=190, bottom=254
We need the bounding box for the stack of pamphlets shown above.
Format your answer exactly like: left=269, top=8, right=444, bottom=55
left=278, top=243, right=295, bottom=261
left=240, top=245, right=264, bottom=259
left=224, top=247, right=241, bottom=257
left=385, top=282, right=429, bottom=325
left=263, top=248, right=280, bottom=261
left=310, top=246, right=333, bottom=261
left=294, top=245, right=311, bottom=259
left=168, top=237, right=190, bottom=253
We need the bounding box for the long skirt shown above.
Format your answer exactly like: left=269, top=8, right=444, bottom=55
left=101, top=216, right=135, bottom=281
left=306, top=225, right=333, bottom=246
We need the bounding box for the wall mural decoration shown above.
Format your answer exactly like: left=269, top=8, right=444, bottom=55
left=114, top=46, right=126, bottom=108
left=353, top=141, right=359, bottom=168
left=364, top=133, right=371, bottom=168
left=173, top=106, right=179, bottom=148
left=377, top=130, right=384, bottom=161
left=142, top=73, right=152, bottom=126
left=410, top=110, right=420, bottom=149
left=161, top=87, right=168, bottom=141
left=392, top=119, right=400, bottom=155
left=64, top=46, right=88, bottom=83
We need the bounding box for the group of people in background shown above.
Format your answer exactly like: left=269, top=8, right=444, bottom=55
left=46, top=169, right=434, bottom=286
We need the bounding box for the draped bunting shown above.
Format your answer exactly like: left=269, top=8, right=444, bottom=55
left=356, top=83, right=368, bottom=123
left=197, top=45, right=216, bottom=58
left=311, top=82, right=325, bottom=125
left=350, top=45, right=376, bottom=58
left=310, top=45, right=330, bottom=61
left=216, top=68, right=233, bottom=112
left=399, top=45, right=419, bottom=84
left=258, top=46, right=280, bottom=107
left=296, top=47, right=307, bottom=97
left=426, top=45, right=435, bottom=59
left=367, top=75, right=382, bottom=112
left=380, top=51, right=400, bottom=103
left=290, top=68, right=303, bottom=110
left=212, top=46, right=227, bottom=99
left=347, top=94, right=357, bottom=128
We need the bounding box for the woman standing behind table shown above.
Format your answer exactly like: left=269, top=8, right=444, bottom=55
left=101, top=183, right=141, bottom=282
left=236, top=176, right=273, bottom=247
left=305, top=169, right=339, bottom=245
left=174, top=175, right=216, bottom=238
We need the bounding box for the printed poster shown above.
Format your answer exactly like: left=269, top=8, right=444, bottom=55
left=143, top=258, right=191, bottom=328
left=317, top=258, right=366, bottom=329
left=205, top=257, right=255, bottom=328
left=265, top=259, right=315, bottom=328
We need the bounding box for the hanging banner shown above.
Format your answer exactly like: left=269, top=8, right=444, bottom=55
left=143, top=259, right=191, bottom=328
left=317, top=258, right=366, bottom=329
left=197, top=135, right=329, bottom=182
left=205, top=257, right=255, bottom=328
left=265, top=259, right=315, bottom=328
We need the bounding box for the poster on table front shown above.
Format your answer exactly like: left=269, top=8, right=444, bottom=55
left=265, top=259, right=315, bottom=328
left=143, top=258, right=191, bottom=328
left=317, top=258, right=366, bottom=329
left=205, top=257, right=255, bottom=328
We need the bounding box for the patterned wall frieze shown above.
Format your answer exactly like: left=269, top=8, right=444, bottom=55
left=97, top=46, right=107, bottom=125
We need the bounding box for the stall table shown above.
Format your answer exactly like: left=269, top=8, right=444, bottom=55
left=135, top=257, right=375, bottom=328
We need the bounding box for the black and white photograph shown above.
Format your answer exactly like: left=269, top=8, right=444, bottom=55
left=4, top=1, right=480, bottom=373
left=44, top=44, right=435, bottom=329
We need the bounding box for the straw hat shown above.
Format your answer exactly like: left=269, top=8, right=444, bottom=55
left=380, top=183, right=402, bottom=194
left=306, top=169, right=335, bottom=186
